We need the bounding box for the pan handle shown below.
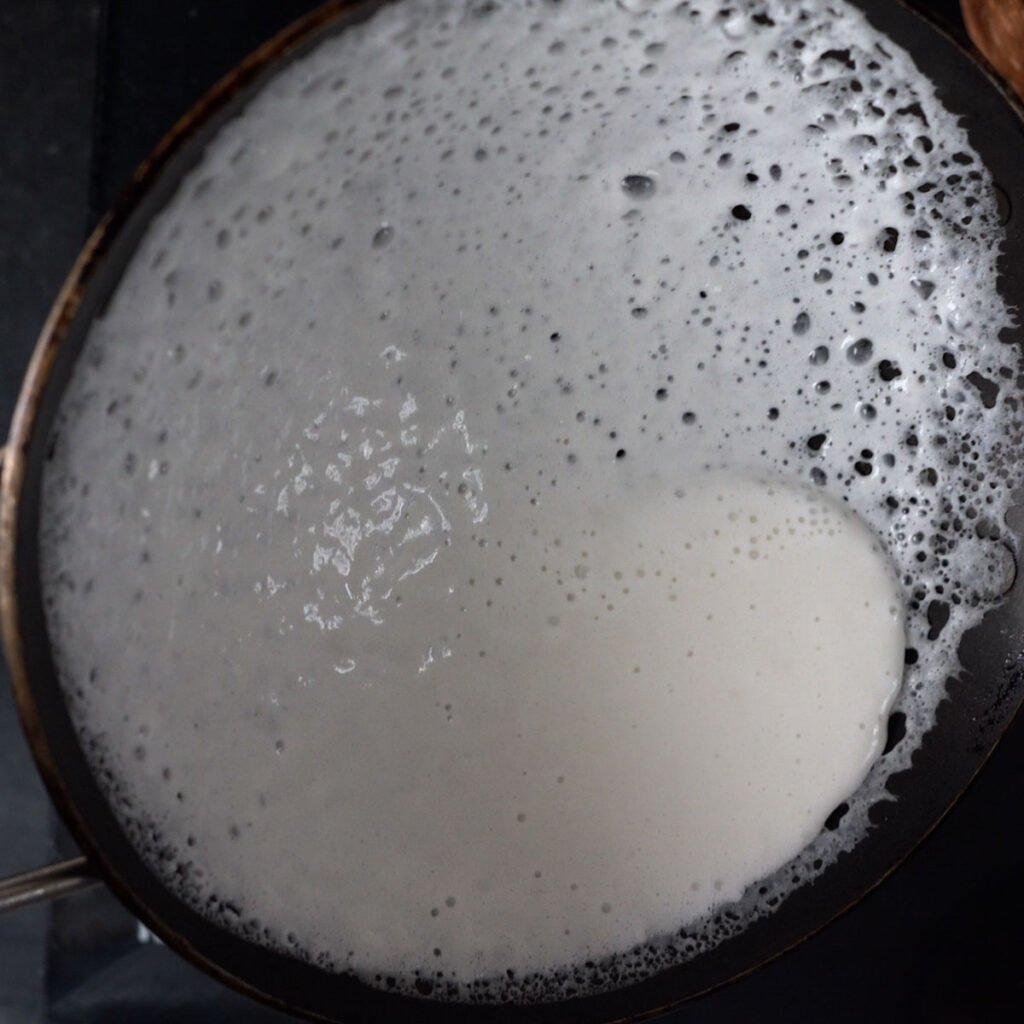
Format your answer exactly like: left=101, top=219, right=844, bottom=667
left=0, top=857, right=101, bottom=912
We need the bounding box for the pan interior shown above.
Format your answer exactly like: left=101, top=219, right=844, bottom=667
left=11, top=0, right=1024, bottom=1018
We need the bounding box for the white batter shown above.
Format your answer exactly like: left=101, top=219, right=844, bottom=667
left=38, top=0, right=1016, bottom=1001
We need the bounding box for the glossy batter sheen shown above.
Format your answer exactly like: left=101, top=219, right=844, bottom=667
left=39, top=0, right=1016, bottom=1001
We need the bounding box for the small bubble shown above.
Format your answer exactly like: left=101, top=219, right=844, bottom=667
left=845, top=337, right=874, bottom=364
left=793, top=311, right=811, bottom=335
left=621, top=174, right=656, bottom=197
left=993, top=181, right=1012, bottom=226
left=809, top=345, right=829, bottom=366
left=878, top=359, right=902, bottom=382
left=731, top=204, right=752, bottom=221
left=372, top=223, right=394, bottom=248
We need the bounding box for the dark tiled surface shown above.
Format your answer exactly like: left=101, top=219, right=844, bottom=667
left=1, top=1, right=1021, bottom=1021
left=0, top=6, right=101, bottom=1018
left=87, top=0, right=323, bottom=219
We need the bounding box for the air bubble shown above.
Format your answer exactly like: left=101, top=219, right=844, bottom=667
left=823, top=802, right=849, bottom=831
left=845, top=338, right=874, bottom=364
left=621, top=174, right=656, bottom=197
left=879, top=226, right=899, bottom=252
left=878, top=360, right=902, bottom=382
left=992, top=182, right=1012, bottom=226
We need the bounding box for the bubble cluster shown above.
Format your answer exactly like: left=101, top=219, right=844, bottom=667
left=39, top=0, right=1018, bottom=1007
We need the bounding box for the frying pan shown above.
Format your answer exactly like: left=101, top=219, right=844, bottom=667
left=1, top=1, right=1023, bottom=1020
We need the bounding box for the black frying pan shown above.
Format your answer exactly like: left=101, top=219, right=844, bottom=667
left=2, top=1, right=1023, bottom=1021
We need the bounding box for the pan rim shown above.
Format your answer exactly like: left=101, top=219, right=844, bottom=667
left=2, top=1, right=1024, bottom=1021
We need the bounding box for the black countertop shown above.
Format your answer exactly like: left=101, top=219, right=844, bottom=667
left=1, top=2, right=1022, bottom=1021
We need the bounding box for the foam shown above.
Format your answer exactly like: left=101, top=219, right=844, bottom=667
left=38, top=0, right=1018, bottom=1003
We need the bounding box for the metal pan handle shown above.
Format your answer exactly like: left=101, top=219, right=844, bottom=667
left=0, top=443, right=102, bottom=910
left=0, top=857, right=100, bottom=912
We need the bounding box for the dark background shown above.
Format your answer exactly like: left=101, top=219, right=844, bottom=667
left=1, top=1, right=1021, bottom=1021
